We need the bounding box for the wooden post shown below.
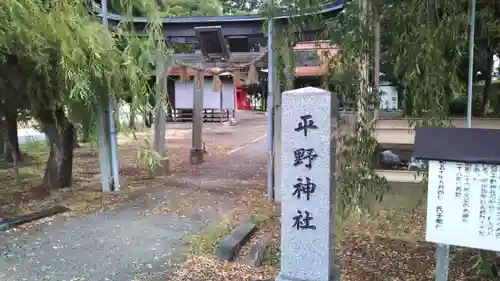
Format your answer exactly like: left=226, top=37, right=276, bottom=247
left=272, top=24, right=285, bottom=202
left=190, top=68, right=205, bottom=164
left=153, top=56, right=167, bottom=158
left=283, top=37, right=295, bottom=91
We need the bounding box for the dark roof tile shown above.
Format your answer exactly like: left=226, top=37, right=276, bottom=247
left=413, top=127, right=500, bottom=164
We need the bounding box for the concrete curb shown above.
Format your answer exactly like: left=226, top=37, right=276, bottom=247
left=0, top=206, right=70, bottom=231
left=215, top=220, right=256, bottom=261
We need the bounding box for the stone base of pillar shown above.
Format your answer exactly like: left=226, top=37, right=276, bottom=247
left=271, top=265, right=340, bottom=281
left=153, top=157, right=170, bottom=176
left=190, top=148, right=204, bottom=164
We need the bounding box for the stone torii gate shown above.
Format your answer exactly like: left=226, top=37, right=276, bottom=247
left=91, top=0, right=345, bottom=201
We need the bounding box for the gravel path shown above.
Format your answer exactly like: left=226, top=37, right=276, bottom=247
left=0, top=117, right=268, bottom=281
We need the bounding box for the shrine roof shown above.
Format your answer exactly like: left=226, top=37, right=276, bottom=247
left=413, top=127, right=500, bottom=164
left=90, top=0, right=345, bottom=24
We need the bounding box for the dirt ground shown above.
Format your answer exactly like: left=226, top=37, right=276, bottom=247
left=0, top=111, right=272, bottom=281
left=0, top=111, right=267, bottom=218
left=168, top=183, right=498, bottom=281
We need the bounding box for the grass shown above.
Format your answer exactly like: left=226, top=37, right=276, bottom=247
left=0, top=141, right=49, bottom=216
left=185, top=214, right=234, bottom=256
left=184, top=194, right=278, bottom=257
left=21, top=140, right=49, bottom=156
left=169, top=193, right=280, bottom=281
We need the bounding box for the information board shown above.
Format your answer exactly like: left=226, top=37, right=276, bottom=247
left=426, top=160, right=500, bottom=251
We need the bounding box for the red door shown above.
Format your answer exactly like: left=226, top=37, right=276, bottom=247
left=234, top=88, right=251, bottom=110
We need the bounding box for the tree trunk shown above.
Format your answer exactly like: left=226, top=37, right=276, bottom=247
left=129, top=111, right=136, bottom=129
left=73, top=126, right=80, bottom=148
left=481, top=49, right=494, bottom=116
left=144, top=111, right=153, bottom=128
left=80, top=122, right=92, bottom=143
left=129, top=112, right=138, bottom=140
left=39, top=109, right=74, bottom=189
left=6, top=134, right=20, bottom=183
left=60, top=123, right=74, bottom=186
left=4, top=111, right=20, bottom=162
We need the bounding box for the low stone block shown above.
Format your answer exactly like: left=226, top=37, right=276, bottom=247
left=153, top=157, right=170, bottom=176
left=247, top=234, right=272, bottom=267
left=0, top=206, right=70, bottom=231
left=215, top=220, right=256, bottom=261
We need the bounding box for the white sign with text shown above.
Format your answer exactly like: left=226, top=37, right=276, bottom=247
left=426, top=160, right=500, bottom=251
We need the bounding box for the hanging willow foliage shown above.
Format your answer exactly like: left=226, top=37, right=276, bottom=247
left=274, top=0, right=500, bottom=275
left=322, top=0, right=390, bottom=220
left=384, top=0, right=468, bottom=127
left=0, top=0, right=168, bottom=129
left=0, top=0, right=169, bottom=189
left=271, top=0, right=470, bottom=220
left=269, top=0, right=388, bottom=221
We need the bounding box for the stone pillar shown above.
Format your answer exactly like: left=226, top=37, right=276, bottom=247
left=190, top=68, right=204, bottom=164
left=275, top=87, right=339, bottom=281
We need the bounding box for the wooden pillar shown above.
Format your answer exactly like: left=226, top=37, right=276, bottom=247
left=190, top=68, right=204, bottom=164
left=283, top=37, right=296, bottom=91
left=273, top=24, right=287, bottom=202
left=153, top=56, right=167, bottom=157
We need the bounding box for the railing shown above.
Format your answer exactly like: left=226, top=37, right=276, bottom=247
left=166, top=109, right=231, bottom=122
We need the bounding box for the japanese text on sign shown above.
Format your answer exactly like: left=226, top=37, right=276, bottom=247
left=426, top=161, right=500, bottom=252
left=291, top=114, right=320, bottom=231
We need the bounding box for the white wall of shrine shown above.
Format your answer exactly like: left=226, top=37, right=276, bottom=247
left=174, top=78, right=235, bottom=110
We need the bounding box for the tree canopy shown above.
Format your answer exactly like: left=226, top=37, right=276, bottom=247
left=0, top=0, right=165, bottom=188
left=109, top=0, right=224, bottom=16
